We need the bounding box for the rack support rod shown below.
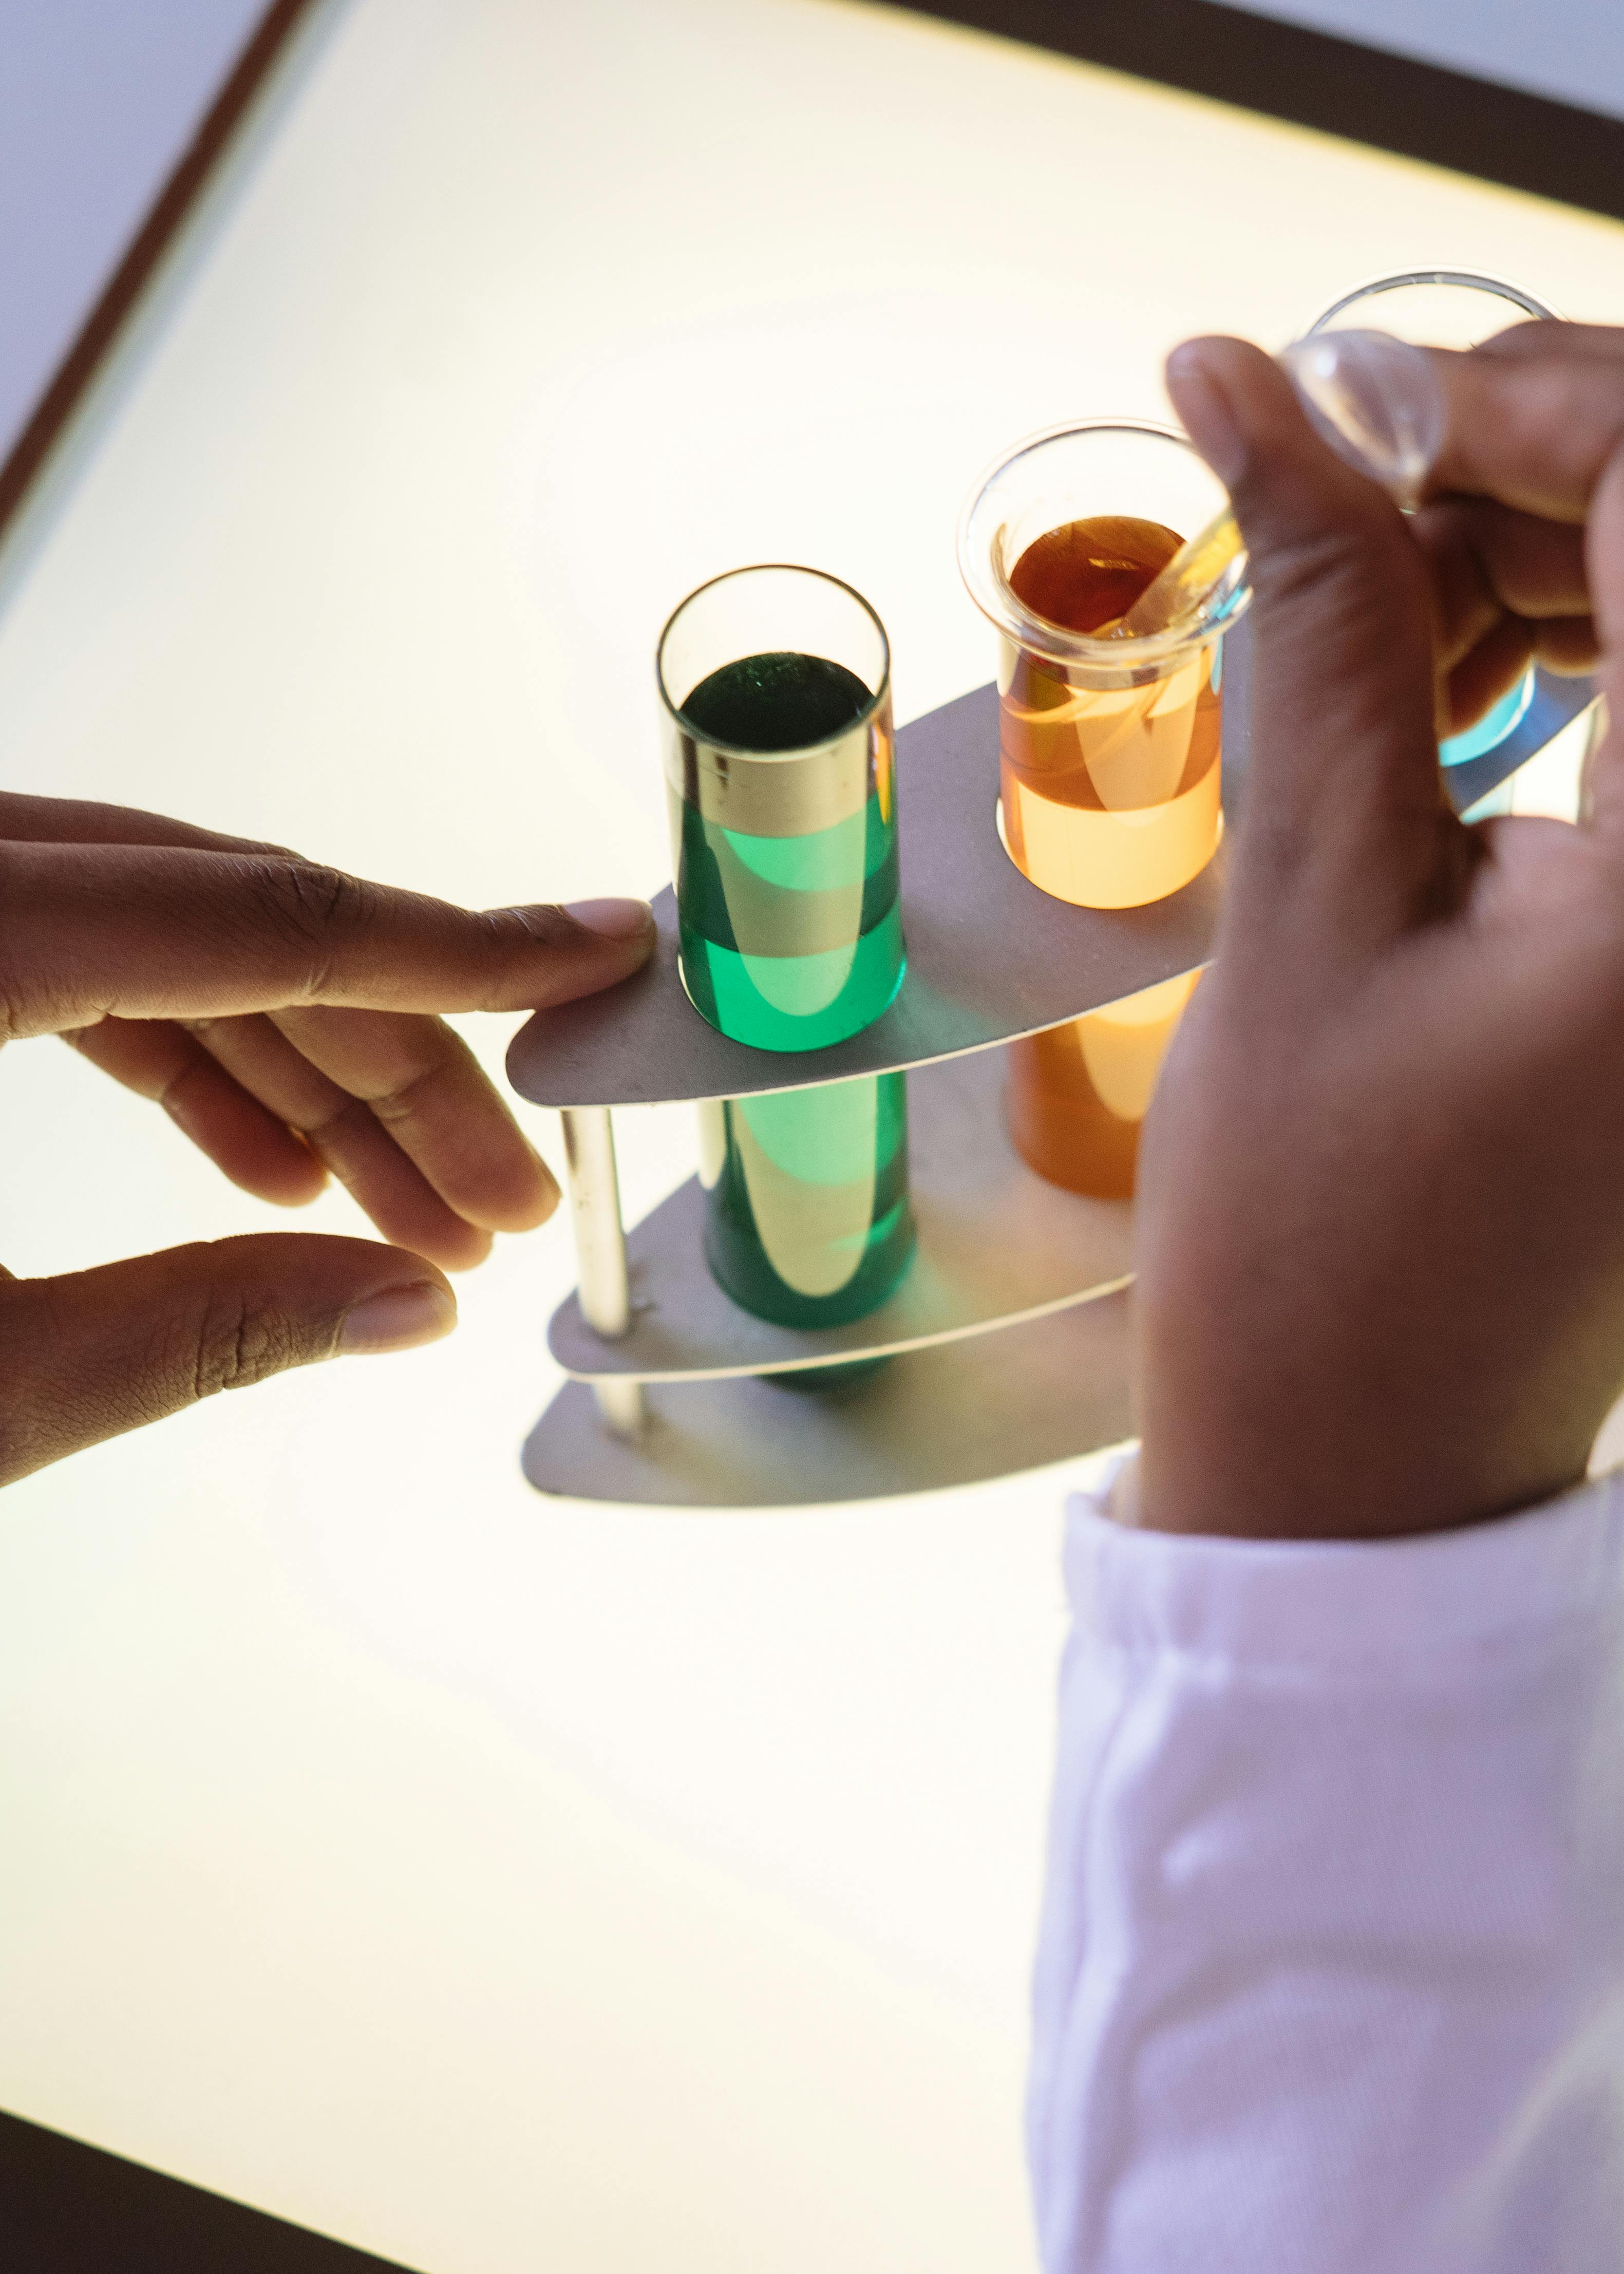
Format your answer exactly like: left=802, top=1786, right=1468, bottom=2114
left=559, top=1107, right=645, bottom=1438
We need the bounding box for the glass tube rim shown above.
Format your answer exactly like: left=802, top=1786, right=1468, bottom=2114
left=655, top=561, right=892, bottom=763
left=957, top=417, right=1252, bottom=676
left=1302, top=267, right=1561, bottom=337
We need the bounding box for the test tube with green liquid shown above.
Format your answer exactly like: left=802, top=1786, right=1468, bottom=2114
left=696, top=1070, right=913, bottom=1330
left=657, top=565, right=903, bottom=1051
left=657, top=566, right=914, bottom=1331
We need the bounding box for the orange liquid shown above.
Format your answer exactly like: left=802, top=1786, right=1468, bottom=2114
left=1001, top=515, right=1222, bottom=911
left=1003, top=518, right=1215, bottom=1196
left=1007, top=971, right=1200, bottom=1199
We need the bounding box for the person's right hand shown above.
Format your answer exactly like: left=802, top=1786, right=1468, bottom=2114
left=0, top=794, right=653, bottom=1485
left=1134, top=320, right=1624, bottom=1540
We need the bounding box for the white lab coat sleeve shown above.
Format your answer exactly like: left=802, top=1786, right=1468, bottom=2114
left=1028, top=1452, right=1624, bottom=2274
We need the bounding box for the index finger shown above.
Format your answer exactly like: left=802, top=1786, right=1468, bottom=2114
left=0, top=840, right=654, bottom=1042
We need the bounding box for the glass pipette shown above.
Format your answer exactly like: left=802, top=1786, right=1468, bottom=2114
left=1114, top=330, right=1446, bottom=640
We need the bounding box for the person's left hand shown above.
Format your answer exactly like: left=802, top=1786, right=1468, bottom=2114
left=1, top=792, right=653, bottom=1482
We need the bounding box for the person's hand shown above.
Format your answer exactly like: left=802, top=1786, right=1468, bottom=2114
left=1135, top=322, right=1624, bottom=1538
left=0, top=795, right=652, bottom=1484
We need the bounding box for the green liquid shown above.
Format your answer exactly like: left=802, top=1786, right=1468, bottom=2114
left=701, top=1073, right=915, bottom=1329
left=674, top=651, right=905, bottom=1052
left=681, top=650, right=873, bottom=749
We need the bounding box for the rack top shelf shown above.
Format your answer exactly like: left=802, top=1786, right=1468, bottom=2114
left=506, top=641, right=1249, bottom=1110
left=505, top=634, right=1592, bottom=1112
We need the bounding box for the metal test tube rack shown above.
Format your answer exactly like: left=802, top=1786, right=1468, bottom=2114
left=518, top=634, right=1597, bottom=1508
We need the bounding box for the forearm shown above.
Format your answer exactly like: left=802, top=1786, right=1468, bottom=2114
left=1030, top=1453, right=1624, bottom=2274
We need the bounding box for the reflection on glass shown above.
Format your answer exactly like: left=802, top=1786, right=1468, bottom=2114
left=999, top=513, right=1224, bottom=908
left=657, top=567, right=904, bottom=1051
left=1006, top=972, right=1200, bottom=1199
left=1440, top=671, right=1534, bottom=765
left=698, top=1072, right=914, bottom=1328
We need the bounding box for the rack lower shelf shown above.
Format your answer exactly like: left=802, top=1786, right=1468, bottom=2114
left=524, top=1290, right=1134, bottom=1507
left=549, top=1045, right=1132, bottom=1382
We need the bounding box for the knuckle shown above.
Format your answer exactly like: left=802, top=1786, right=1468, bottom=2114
left=480, top=903, right=557, bottom=951
left=240, top=856, right=376, bottom=992
left=0, top=1259, right=321, bottom=1488
left=180, top=1285, right=307, bottom=1399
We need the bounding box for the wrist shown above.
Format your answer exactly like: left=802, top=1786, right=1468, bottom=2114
left=1134, top=1414, right=1591, bottom=1543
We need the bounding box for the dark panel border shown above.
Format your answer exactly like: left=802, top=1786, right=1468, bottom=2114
left=887, top=0, right=1624, bottom=226
left=0, top=2107, right=420, bottom=2273
left=0, top=0, right=322, bottom=542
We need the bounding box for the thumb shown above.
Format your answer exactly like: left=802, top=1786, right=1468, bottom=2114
left=0, top=1234, right=454, bottom=1487
left=1166, top=336, right=1449, bottom=957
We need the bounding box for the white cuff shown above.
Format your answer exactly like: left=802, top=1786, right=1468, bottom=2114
left=1065, top=1450, right=1624, bottom=1676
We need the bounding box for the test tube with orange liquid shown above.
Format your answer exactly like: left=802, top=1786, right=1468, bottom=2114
left=959, top=422, right=1249, bottom=1196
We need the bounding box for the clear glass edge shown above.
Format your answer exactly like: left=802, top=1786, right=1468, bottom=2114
left=955, top=417, right=1253, bottom=675
left=654, top=560, right=893, bottom=764
left=1303, top=266, right=1561, bottom=335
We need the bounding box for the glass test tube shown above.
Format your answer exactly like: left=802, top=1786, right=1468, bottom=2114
left=1304, top=270, right=1558, bottom=775
left=1003, top=971, right=1202, bottom=1199
left=959, top=422, right=1249, bottom=1197
left=657, top=565, right=903, bottom=1053
left=696, top=1071, right=913, bottom=1329
left=959, top=421, right=1244, bottom=913
left=657, top=566, right=915, bottom=1328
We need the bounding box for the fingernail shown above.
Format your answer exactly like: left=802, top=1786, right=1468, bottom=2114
left=565, top=896, right=653, bottom=939
left=1165, top=344, right=1245, bottom=484
left=339, top=1282, right=457, bottom=1355
left=1277, top=330, right=1444, bottom=504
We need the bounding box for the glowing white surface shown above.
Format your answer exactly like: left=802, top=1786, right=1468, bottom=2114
left=1, top=1, right=1622, bottom=2266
